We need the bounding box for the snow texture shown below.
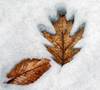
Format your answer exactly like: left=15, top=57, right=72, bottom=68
left=0, top=0, right=100, bottom=90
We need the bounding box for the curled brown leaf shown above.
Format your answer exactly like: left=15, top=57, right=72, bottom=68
left=6, top=58, right=51, bottom=85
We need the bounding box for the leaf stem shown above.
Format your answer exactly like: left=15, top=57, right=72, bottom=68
left=61, top=31, right=65, bottom=66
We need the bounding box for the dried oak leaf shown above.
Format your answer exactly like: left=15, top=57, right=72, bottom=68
left=6, top=58, right=51, bottom=85
left=42, top=15, right=84, bottom=66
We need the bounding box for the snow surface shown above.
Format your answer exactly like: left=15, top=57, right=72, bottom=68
left=0, top=0, right=100, bottom=90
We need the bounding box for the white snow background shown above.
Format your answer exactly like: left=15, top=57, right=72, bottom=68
left=0, top=0, right=100, bottom=90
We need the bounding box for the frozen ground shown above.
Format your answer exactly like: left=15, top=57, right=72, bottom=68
left=0, top=0, right=100, bottom=90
